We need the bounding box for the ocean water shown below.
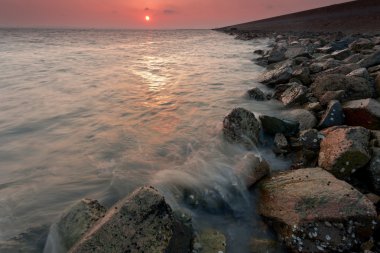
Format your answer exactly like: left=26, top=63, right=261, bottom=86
left=0, top=29, right=289, bottom=252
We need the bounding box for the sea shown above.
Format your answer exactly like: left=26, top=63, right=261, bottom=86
left=0, top=29, right=290, bottom=252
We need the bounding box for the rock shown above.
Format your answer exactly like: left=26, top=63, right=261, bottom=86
left=369, top=65, right=380, bottom=73
left=305, top=102, right=322, bottom=112
left=365, top=193, right=380, bottom=205
left=309, top=62, right=323, bottom=74
left=246, top=87, right=266, bottom=101
left=368, top=148, right=380, bottom=195
left=259, top=63, right=293, bottom=86
left=45, top=199, right=107, bottom=252
left=310, top=59, right=341, bottom=74
left=344, top=53, right=364, bottom=64
left=359, top=50, right=380, bottom=68
left=319, top=90, right=345, bottom=106
left=318, top=100, right=344, bottom=129
left=69, top=186, right=193, bottom=253
left=347, top=67, right=370, bottom=80
left=331, top=37, right=355, bottom=51
left=253, top=49, right=265, bottom=56
left=285, top=109, right=317, bottom=131
left=310, top=74, right=373, bottom=101
left=259, top=168, right=376, bottom=253
left=285, top=45, right=310, bottom=59
left=316, top=46, right=333, bottom=54
left=299, top=129, right=321, bottom=151
left=343, top=99, right=380, bottom=130
left=321, top=63, right=360, bottom=75
left=235, top=153, right=270, bottom=188
left=331, top=49, right=351, bottom=60
left=280, top=83, right=308, bottom=106
left=223, top=108, right=261, bottom=146
left=193, top=229, right=226, bottom=253
left=274, top=133, right=288, bottom=150
left=250, top=238, right=281, bottom=253
left=259, top=115, right=299, bottom=136
left=376, top=74, right=380, bottom=97
left=268, top=47, right=286, bottom=64
left=292, top=67, right=311, bottom=85
left=318, top=126, right=371, bottom=178
left=349, top=38, right=375, bottom=52
left=271, top=84, right=291, bottom=99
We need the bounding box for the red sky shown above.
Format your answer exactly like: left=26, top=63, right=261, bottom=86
left=0, top=0, right=352, bottom=29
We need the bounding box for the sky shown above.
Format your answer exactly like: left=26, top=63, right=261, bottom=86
left=0, top=0, right=353, bottom=29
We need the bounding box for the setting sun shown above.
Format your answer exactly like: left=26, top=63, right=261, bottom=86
left=145, top=16, right=150, bottom=22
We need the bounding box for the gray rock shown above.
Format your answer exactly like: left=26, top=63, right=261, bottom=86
left=285, top=109, right=317, bottom=131
left=316, top=46, right=334, bottom=54
left=319, top=90, right=345, bottom=106
left=305, top=102, right=322, bottom=112
left=280, top=83, right=308, bottom=106
left=246, top=87, right=265, bottom=101
left=347, top=67, right=370, bottom=80
left=343, top=53, right=364, bottom=64
left=349, top=38, right=375, bottom=52
left=268, top=47, right=286, bottom=64
left=331, top=49, right=351, bottom=60
left=285, top=45, right=310, bottom=59
left=259, top=63, right=293, bottom=86
left=368, top=64, right=380, bottom=73
left=309, top=62, right=324, bottom=74
left=274, top=133, right=288, bottom=150
left=368, top=148, right=380, bottom=195
left=69, top=186, right=193, bottom=253
left=259, top=168, right=376, bottom=253
left=318, top=126, right=371, bottom=178
left=343, top=98, right=380, bottom=130
left=235, top=153, right=270, bottom=188
left=310, top=59, right=341, bottom=74
left=259, top=115, right=299, bottom=136
left=358, top=50, right=380, bottom=68
left=318, top=100, right=344, bottom=129
left=376, top=74, right=380, bottom=97
left=299, top=129, right=321, bottom=150
left=193, top=229, right=226, bottom=253
left=321, top=63, right=360, bottom=75
left=310, top=74, right=373, bottom=101
left=223, top=108, right=260, bottom=146
left=253, top=49, right=265, bottom=56
left=292, top=67, right=311, bottom=85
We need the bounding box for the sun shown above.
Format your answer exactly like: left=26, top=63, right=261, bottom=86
left=145, top=16, right=150, bottom=22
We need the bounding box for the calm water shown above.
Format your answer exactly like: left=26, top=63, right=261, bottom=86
left=0, top=29, right=289, bottom=252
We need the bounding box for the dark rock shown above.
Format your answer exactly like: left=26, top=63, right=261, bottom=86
left=259, top=63, right=293, bottom=86
left=321, top=63, right=360, bottom=75
left=253, top=49, right=265, bottom=56
left=69, top=186, right=193, bottom=253
left=223, top=108, right=261, bottom=146
left=319, top=90, right=345, bottom=106
left=259, top=168, right=376, bottom=253
left=318, top=126, right=371, bottom=178
left=259, top=115, right=299, bottom=136
left=331, top=49, right=351, bottom=60
left=368, top=148, right=380, bottom=195
left=272, top=84, right=291, bottom=99
left=292, top=67, right=311, bottom=85
left=375, top=74, right=380, bottom=97
left=285, top=45, right=310, bottom=59
left=343, top=99, right=380, bottom=130
left=316, top=46, right=333, bottom=54
left=347, top=67, right=370, bottom=80
left=235, top=153, right=270, bottom=188
left=368, top=64, right=380, bottom=73
left=280, top=83, right=308, bottom=106
left=299, top=129, right=321, bottom=151
left=305, top=102, right=322, bottom=112
left=343, top=53, right=364, bottom=64
left=358, top=50, right=380, bottom=68
left=330, top=37, right=356, bottom=51
left=349, top=38, right=375, bottom=52
left=309, top=59, right=341, bottom=74
left=318, top=100, right=344, bottom=129
left=285, top=109, right=317, bottom=131
left=246, top=87, right=266, bottom=101
left=268, top=47, right=286, bottom=64
left=310, top=74, right=373, bottom=101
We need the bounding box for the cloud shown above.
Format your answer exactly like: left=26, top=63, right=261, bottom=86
left=144, top=7, right=150, bottom=11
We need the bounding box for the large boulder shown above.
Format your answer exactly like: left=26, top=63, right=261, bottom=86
left=259, top=63, right=293, bottom=86
left=259, top=168, right=376, bottom=253
left=318, top=126, right=371, bottom=178
left=259, top=115, right=299, bottom=136
left=358, top=50, right=380, bottom=68
left=69, top=186, right=193, bottom=253
left=44, top=199, right=107, bottom=252
left=223, top=108, right=260, bottom=146
left=343, top=99, right=380, bottom=130
left=285, top=109, right=317, bottom=131
left=246, top=87, right=266, bottom=101
left=310, top=74, right=373, bottom=102
left=280, top=83, right=308, bottom=106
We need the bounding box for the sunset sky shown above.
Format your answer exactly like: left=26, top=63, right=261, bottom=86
left=0, top=0, right=352, bottom=29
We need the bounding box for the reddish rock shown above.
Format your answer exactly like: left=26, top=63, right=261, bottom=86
left=343, top=99, right=380, bottom=130
left=259, top=168, right=376, bottom=253
left=318, top=126, right=371, bottom=178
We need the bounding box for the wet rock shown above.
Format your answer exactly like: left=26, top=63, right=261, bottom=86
left=318, top=126, right=371, bottom=178
left=291, top=67, right=311, bottom=86
left=347, top=67, right=370, bottom=80
left=368, top=148, right=380, bottom=195
left=285, top=109, right=317, bottom=131
left=376, top=74, right=380, bottom=97
left=319, top=90, right=345, bottom=106
left=321, top=63, right=360, bottom=75
left=331, top=49, right=351, bottom=60
left=253, top=49, right=265, bottom=56
left=305, top=102, right=322, bottom=112
left=318, top=100, right=344, bottom=129
left=274, top=133, right=288, bottom=150
left=280, top=83, right=308, bottom=106
left=250, top=238, right=281, bottom=253
left=259, top=63, right=293, bottom=86
left=246, top=87, right=266, bottom=101
left=344, top=53, right=364, bottom=64
left=259, top=168, right=376, bottom=253
left=45, top=199, right=106, bottom=252
left=235, top=153, right=271, bottom=188
left=309, top=59, right=341, bottom=74
left=310, top=74, right=373, bottom=101
left=285, top=45, right=310, bottom=59
left=316, top=46, right=333, bottom=54
left=259, top=115, right=299, bottom=136
left=271, top=84, right=291, bottom=100
left=223, top=108, right=261, bottom=146
left=359, top=50, right=380, bottom=68
left=268, top=47, right=286, bottom=64
left=343, top=99, right=380, bottom=130
left=349, top=38, right=375, bottom=52
left=69, top=186, right=193, bottom=253
left=193, top=229, right=226, bottom=253
left=299, top=129, right=321, bottom=151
